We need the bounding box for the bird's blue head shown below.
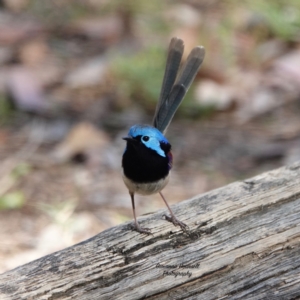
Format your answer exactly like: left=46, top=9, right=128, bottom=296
left=123, top=125, right=169, bottom=157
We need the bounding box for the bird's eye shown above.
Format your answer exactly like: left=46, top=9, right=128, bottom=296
left=142, top=136, right=149, bottom=142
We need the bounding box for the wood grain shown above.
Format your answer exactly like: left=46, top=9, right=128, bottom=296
left=1, top=162, right=300, bottom=299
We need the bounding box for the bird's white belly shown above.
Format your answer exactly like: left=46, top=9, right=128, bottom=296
left=122, top=173, right=169, bottom=195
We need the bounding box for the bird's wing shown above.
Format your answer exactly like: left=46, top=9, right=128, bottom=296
left=153, top=40, right=205, bottom=134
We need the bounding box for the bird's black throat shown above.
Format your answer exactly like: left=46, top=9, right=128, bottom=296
left=122, top=140, right=171, bottom=183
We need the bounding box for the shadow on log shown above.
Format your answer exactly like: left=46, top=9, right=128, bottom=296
left=1, top=162, right=300, bottom=299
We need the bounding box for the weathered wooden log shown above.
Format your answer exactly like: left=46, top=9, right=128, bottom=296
left=1, top=162, right=300, bottom=300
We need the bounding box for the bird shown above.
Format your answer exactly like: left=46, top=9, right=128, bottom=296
left=122, top=37, right=205, bottom=234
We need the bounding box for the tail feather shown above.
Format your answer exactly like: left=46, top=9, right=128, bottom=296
left=175, top=46, right=205, bottom=91
left=153, top=37, right=184, bottom=127
left=153, top=39, right=205, bottom=134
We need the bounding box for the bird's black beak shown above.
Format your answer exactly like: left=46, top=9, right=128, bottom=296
left=122, top=136, right=137, bottom=142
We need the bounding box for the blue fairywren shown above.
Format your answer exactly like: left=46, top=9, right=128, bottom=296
left=122, top=37, right=205, bottom=234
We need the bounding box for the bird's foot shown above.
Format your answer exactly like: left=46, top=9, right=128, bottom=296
left=131, top=223, right=153, bottom=235
left=163, top=214, right=189, bottom=232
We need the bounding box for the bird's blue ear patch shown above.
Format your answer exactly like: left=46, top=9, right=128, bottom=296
left=128, top=125, right=169, bottom=157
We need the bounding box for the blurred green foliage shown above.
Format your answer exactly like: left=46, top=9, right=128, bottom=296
left=0, top=191, right=25, bottom=210
left=0, top=95, right=13, bottom=123
left=247, top=0, right=300, bottom=41
left=112, top=45, right=165, bottom=108
left=0, top=163, right=31, bottom=210
left=12, top=163, right=32, bottom=180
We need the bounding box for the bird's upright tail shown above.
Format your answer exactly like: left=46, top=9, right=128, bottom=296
left=153, top=37, right=205, bottom=134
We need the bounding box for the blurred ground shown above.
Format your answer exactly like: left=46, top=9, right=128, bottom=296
left=1, top=0, right=300, bottom=273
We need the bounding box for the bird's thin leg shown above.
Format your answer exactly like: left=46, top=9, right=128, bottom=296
left=130, top=192, right=152, bottom=234
left=159, top=192, right=188, bottom=232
